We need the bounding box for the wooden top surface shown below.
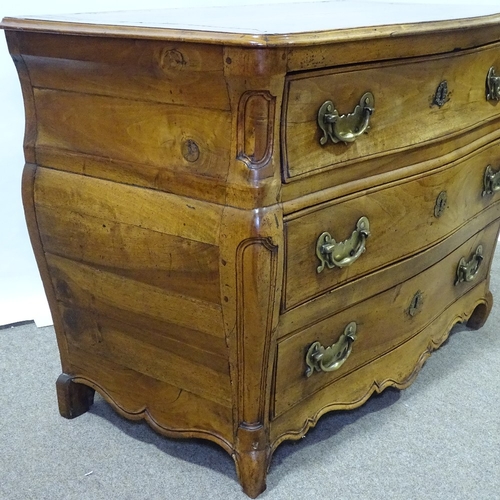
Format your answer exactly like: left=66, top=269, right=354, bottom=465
left=2, top=1, right=500, bottom=46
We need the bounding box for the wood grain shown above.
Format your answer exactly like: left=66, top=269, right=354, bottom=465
left=217, top=204, right=285, bottom=497
left=4, top=8, right=500, bottom=498
left=284, top=43, right=500, bottom=179
left=270, top=279, right=493, bottom=448
left=34, top=148, right=230, bottom=206
left=282, top=118, right=500, bottom=210
left=4, top=32, right=37, bottom=163
left=58, top=302, right=231, bottom=407
left=284, top=139, right=500, bottom=309
left=279, top=201, right=500, bottom=339
left=36, top=204, right=221, bottom=304
left=69, top=347, right=234, bottom=449
left=2, top=7, right=500, bottom=49
left=21, top=163, right=71, bottom=368
left=286, top=23, right=500, bottom=71
left=45, top=252, right=224, bottom=339
left=275, top=222, right=498, bottom=417
left=34, top=89, right=231, bottom=180
left=19, top=32, right=229, bottom=111
left=34, top=167, right=223, bottom=246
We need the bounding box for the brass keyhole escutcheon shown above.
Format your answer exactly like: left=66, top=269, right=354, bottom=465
left=434, top=191, right=447, bottom=218
left=433, top=81, right=449, bottom=107
left=182, top=139, right=200, bottom=162
left=486, top=66, right=500, bottom=101
left=408, top=291, right=423, bottom=317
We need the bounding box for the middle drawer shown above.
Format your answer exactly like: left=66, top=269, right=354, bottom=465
left=283, top=141, right=500, bottom=310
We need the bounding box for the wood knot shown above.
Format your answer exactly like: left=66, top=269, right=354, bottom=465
left=160, top=49, right=187, bottom=71
left=56, top=279, right=72, bottom=300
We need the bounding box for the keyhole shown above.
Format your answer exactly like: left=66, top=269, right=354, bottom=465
left=434, top=191, right=447, bottom=218
left=433, top=81, right=448, bottom=107
left=409, top=291, right=423, bottom=317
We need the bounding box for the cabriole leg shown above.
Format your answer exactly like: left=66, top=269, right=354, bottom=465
left=233, top=436, right=271, bottom=499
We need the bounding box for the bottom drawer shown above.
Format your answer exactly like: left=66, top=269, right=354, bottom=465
left=273, top=221, right=499, bottom=419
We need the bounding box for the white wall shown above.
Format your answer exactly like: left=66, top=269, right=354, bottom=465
left=0, top=0, right=498, bottom=327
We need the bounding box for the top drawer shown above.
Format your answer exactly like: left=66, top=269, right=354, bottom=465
left=282, top=43, right=500, bottom=181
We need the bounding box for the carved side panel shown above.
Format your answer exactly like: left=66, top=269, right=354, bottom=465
left=232, top=236, right=281, bottom=498
left=222, top=46, right=286, bottom=209
left=235, top=237, right=279, bottom=425
left=237, top=91, right=276, bottom=170
left=219, top=205, right=284, bottom=429
left=219, top=206, right=284, bottom=497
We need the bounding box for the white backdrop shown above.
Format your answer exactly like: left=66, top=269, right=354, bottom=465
left=0, top=0, right=498, bottom=327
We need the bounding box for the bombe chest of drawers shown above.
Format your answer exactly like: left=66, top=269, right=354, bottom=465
left=3, top=2, right=500, bottom=497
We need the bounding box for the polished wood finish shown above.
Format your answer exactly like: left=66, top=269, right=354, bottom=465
left=284, top=141, right=500, bottom=309
left=276, top=223, right=497, bottom=418
left=3, top=4, right=500, bottom=497
left=283, top=43, right=500, bottom=179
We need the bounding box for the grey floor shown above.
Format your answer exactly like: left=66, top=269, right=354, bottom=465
left=1, top=259, right=500, bottom=499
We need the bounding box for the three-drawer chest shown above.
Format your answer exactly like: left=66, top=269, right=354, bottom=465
left=3, top=2, right=500, bottom=497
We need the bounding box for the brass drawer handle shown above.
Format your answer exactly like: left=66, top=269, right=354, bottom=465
left=455, top=245, right=483, bottom=285
left=482, top=165, right=500, bottom=196
left=305, top=322, right=357, bottom=377
left=316, top=216, right=370, bottom=273
left=318, top=92, right=375, bottom=145
left=486, top=66, right=500, bottom=101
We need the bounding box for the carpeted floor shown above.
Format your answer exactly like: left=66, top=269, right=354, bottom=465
left=1, top=257, right=499, bottom=500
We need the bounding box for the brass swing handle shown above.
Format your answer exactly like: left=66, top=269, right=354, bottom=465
left=305, top=322, right=357, bottom=377
left=455, top=245, right=483, bottom=286
left=482, top=165, right=500, bottom=196
left=316, top=216, right=370, bottom=273
left=486, top=67, right=500, bottom=101
left=318, top=92, right=375, bottom=145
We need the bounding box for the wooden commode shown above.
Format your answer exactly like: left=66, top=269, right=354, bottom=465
left=3, top=2, right=500, bottom=496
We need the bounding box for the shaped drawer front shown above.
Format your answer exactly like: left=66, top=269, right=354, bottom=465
left=284, top=141, right=500, bottom=310
left=274, top=221, right=499, bottom=419
left=283, top=42, right=500, bottom=181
